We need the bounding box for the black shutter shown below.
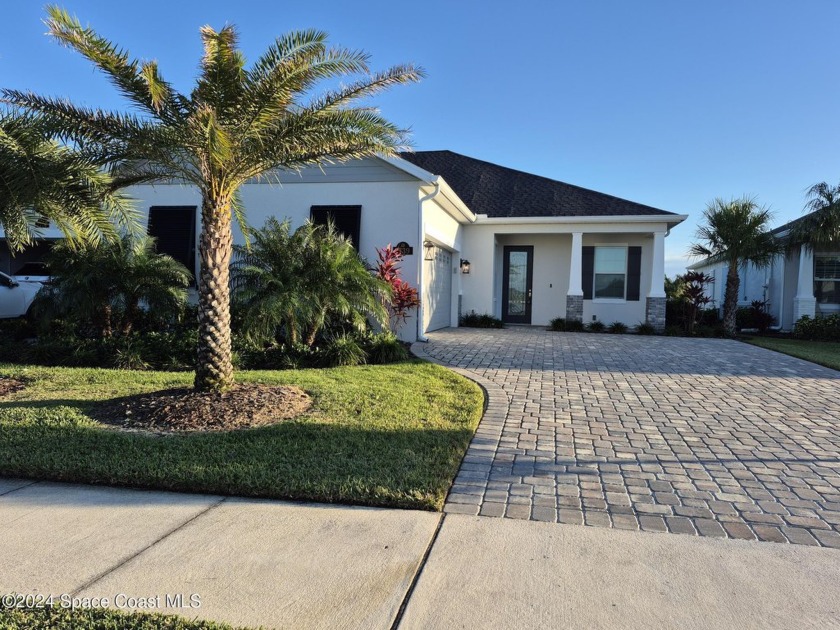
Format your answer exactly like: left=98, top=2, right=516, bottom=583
left=310, top=205, right=362, bottom=249
left=147, top=206, right=197, bottom=277
left=582, top=246, right=595, bottom=300
left=627, top=246, right=642, bottom=301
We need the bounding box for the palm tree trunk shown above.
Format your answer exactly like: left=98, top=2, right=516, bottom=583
left=195, top=194, right=234, bottom=391
left=722, top=262, right=740, bottom=337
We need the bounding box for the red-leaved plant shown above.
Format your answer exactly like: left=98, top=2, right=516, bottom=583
left=375, top=245, right=420, bottom=332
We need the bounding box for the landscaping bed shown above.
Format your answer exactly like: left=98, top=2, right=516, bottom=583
left=741, top=336, right=840, bottom=371
left=0, top=361, right=484, bottom=510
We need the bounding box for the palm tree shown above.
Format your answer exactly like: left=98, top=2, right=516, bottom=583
left=690, top=197, right=782, bottom=336
left=0, top=112, right=135, bottom=252
left=3, top=7, right=422, bottom=391
left=788, top=181, right=840, bottom=250
left=35, top=235, right=191, bottom=338
left=232, top=218, right=389, bottom=348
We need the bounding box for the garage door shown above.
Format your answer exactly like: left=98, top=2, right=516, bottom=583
left=423, top=247, right=453, bottom=332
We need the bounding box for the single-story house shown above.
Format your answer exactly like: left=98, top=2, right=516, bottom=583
left=690, top=212, right=840, bottom=329
left=0, top=150, right=687, bottom=340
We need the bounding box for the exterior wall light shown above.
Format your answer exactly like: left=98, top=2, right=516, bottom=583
left=460, top=259, right=471, bottom=274
left=423, top=240, right=435, bottom=261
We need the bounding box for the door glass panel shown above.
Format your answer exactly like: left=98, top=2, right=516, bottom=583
left=506, top=251, right=528, bottom=316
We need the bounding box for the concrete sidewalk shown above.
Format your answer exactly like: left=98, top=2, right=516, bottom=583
left=2, top=479, right=840, bottom=629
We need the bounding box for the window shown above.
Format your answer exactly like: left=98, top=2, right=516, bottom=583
left=815, top=254, right=840, bottom=304
left=147, top=206, right=197, bottom=277
left=310, top=205, right=362, bottom=249
left=594, top=246, right=627, bottom=299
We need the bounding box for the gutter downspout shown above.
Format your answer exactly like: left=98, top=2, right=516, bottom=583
left=416, top=179, right=441, bottom=342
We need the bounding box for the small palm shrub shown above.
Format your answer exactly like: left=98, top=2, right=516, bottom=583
left=459, top=311, right=504, bottom=328
left=366, top=332, right=408, bottom=364
left=232, top=218, right=389, bottom=348
left=549, top=317, right=566, bottom=331
left=635, top=322, right=656, bottom=335
left=607, top=321, right=628, bottom=334
left=586, top=320, right=605, bottom=333
left=320, top=334, right=367, bottom=367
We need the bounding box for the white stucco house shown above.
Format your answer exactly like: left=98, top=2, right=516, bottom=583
left=690, top=213, right=840, bottom=330
left=0, top=150, right=687, bottom=339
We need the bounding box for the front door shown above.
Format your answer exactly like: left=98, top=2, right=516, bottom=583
left=502, top=246, right=533, bottom=324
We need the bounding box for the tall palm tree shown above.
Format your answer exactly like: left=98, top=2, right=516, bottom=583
left=788, top=181, right=840, bottom=250
left=3, top=7, right=422, bottom=391
left=0, top=112, right=135, bottom=252
left=690, top=197, right=782, bottom=336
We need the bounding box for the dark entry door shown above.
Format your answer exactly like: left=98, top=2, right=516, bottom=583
left=502, top=246, right=533, bottom=324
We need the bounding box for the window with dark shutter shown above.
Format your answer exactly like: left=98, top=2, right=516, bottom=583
left=310, top=205, right=362, bottom=249
left=626, top=246, right=642, bottom=301
left=147, top=206, right=197, bottom=277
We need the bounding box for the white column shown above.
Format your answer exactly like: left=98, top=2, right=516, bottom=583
left=796, top=246, right=814, bottom=298
left=568, top=232, right=583, bottom=296
left=648, top=231, right=666, bottom=298
left=794, top=245, right=816, bottom=321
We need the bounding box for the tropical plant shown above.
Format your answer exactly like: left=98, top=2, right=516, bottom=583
left=375, top=244, right=420, bottom=332
left=689, top=197, right=782, bottom=336
left=548, top=317, right=567, bottom=331
left=680, top=271, right=714, bottom=335
left=320, top=333, right=367, bottom=367
left=232, top=218, right=389, bottom=348
left=34, top=235, right=192, bottom=338
left=635, top=322, right=656, bottom=335
left=4, top=7, right=422, bottom=391
left=0, top=112, right=135, bottom=251
left=788, top=182, right=840, bottom=251
left=365, top=331, right=408, bottom=364
left=607, top=321, right=628, bottom=334
left=586, top=320, right=606, bottom=333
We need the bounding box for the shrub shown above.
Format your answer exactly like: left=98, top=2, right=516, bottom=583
left=607, top=321, right=628, bottom=334
left=366, top=332, right=408, bottom=364
left=736, top=300, right=775, bottom=333
left=320, top=334, right=367, bottom=367
left=232, top=218, right=389, bottom=348
left=793, top=314, right=840, bottom=341
left=664, top=325, right=683, bottom=336
left=548, top=317, right=566, bottom=331
left=696, top=324, right=726, bottom=338
left=635, top=322, right=656, bottom=335
left=459, top=311, right=504, bottom=328
left=586, top=320, right=605, bottom=333
left=564, top=320, right=585, bottom=332
left=375, top=245, right=420, bottom=332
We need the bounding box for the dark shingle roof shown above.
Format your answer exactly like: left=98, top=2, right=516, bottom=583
left=399, top=150, right=677, bottom=219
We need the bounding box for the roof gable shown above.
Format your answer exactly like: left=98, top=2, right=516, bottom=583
left=400, top=150, right=677, bottom=219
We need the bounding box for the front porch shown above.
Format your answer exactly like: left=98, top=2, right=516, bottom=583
left=459, top=220, right=670, bottom=331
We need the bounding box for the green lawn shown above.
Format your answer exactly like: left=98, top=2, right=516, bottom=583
left=0, top=604, right=250, bottom=629
left=0, top=361, right=484, bottom=510
left=742, top=336, right=840, bottom=371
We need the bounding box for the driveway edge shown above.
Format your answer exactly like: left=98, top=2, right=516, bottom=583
left=411, top=341, right=509, bottom=516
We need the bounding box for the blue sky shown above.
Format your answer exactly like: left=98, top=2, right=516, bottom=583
left=3, top=1, right=839, bottom=275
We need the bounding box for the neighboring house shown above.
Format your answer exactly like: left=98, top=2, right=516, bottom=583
left=690, top=212, right=840, bottom=330
left=0, top=150, right=687, bottom=338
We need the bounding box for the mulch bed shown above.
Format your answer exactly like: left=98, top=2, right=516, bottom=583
left=92, top=383, right=312, bottom=434
left=0, top=377, right=27, bottom=397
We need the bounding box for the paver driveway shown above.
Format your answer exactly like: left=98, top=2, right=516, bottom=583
left=413, top=328, right=840, bottom=547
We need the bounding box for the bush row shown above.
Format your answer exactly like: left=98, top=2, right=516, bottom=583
left=793, top=314, right=840, bottom=341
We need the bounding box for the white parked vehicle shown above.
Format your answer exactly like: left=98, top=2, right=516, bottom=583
left=0, top=264, right=50, bottom=318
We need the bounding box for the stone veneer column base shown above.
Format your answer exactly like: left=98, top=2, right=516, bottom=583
left=645, top=297, right=667, bottom=333
left=566, top=295, right=584, bottom=323
left=793, top=296, right=817, bottom=323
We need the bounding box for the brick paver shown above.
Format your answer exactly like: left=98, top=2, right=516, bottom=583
left=413, top=328, right=840, bottom=547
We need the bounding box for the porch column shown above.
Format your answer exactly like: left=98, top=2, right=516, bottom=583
left=645, top=231, right=667, bottom=332
left=566, top=232, right=584, bottom=322
left=793, top=245, right=816, bottom=321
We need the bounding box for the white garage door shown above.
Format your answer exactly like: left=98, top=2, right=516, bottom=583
left=423, top=247, right=453, bottom=332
